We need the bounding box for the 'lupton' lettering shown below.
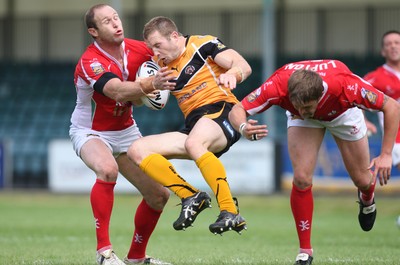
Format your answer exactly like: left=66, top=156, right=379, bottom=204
left=284, top=60, right=337, bottom=72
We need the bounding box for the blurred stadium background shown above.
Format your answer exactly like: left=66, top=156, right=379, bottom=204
left=0, top=0, right=399, bottom=193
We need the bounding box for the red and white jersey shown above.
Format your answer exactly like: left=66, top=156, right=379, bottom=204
left=71, top=39, right=152, bottom=131
left=364, top=64, right=400, bottom=100
left=242, top=59, right=386, bottom=121
left=364, top=64, right=400, bottom=143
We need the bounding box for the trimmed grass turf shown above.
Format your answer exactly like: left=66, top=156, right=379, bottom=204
left=0, top=191, right=399, bottom=264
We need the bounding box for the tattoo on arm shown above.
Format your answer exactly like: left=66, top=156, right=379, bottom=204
left=382, top=95, right=388, bottom=108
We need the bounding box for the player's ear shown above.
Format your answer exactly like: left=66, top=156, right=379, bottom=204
left=88, top=28, right=98, bottom=38
left=170, top=31, right=179, bottom=40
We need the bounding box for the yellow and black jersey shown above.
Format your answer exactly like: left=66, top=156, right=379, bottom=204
left=154, top=35, right=239, bottom=118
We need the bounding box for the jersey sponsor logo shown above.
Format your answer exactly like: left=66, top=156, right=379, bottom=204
left=90, top=62, right=105, bottom=75
left=361, top=87, right=377, bottom=104
left=176, top=82, right=207, bottom=104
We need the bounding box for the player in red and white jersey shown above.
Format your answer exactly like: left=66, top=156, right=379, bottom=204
left=69, top=4, right=172, bottom=265
left=364, top=30, right=400, bottom=169
left=72, top=38, right=151, bottom=131
left=229, top=59, right=400, bottom=265
left=241, top=60, right=386, bottom=121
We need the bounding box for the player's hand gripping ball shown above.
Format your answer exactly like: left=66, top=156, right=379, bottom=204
left=136, top=61, right=170, bottom=110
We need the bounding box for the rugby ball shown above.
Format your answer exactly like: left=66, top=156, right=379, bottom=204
left=136, top=61, right=170, bottom=110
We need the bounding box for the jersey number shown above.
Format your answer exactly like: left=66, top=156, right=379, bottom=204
left=113, top=105, right=126, bottom=116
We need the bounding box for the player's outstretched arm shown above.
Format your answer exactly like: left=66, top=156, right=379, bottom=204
left=101, top=67, right=175, bottom=103
left=229, top=102, right=268, bottom=141
left=369, top=95, right=400, bottom=185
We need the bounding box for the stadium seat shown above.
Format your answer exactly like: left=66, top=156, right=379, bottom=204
left=0, top=57, right=383, bottom=188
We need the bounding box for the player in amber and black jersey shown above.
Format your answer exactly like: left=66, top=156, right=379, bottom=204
left=128, top=16, right=252, bottom=235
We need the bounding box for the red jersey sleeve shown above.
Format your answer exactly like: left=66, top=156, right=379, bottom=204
left=341, top=72, right=386, bottom=111
left=364, top=65, right=400, bottom=100
left=74, top=45, right=110, bottom=87
left=241, top=68, right=298, bottom=116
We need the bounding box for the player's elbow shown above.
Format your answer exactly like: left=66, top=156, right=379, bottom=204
left=240, top=62, right=252, bottom=82
left=389, top=98, right=400, bottom=123
left=244, top=64, right=252, bottom=80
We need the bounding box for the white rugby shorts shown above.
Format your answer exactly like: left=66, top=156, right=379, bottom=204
left=286, top=107, right=367, bottom=141
left=69, top=124, right=142, bottom=157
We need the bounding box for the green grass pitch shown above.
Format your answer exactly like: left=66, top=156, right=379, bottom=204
left=0, top=192, right=399, bottom=264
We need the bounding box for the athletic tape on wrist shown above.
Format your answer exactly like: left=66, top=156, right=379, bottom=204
left=239, top=122, right=247, bottom=136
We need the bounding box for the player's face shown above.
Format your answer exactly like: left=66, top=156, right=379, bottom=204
left=292, top=100, right=319, bottom=119
left=92, top=6, right=124, bottom=45
left=381, top=33, right=400, bottom=63
left=146, top=31, right=182, bottom=64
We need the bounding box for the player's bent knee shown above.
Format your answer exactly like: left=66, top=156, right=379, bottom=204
left=127, top=143, right=142, bottom=165
left=184, top=136, right=207, bottom=154
left=350, top=169, right=374, bottom=189
left=96, top=164, right=119, bottom=182
left=352, top=177, right=371, bottom=190
left=159, top=188, right=170, bottom=205
left=146, top=188, right=170, bottom=210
